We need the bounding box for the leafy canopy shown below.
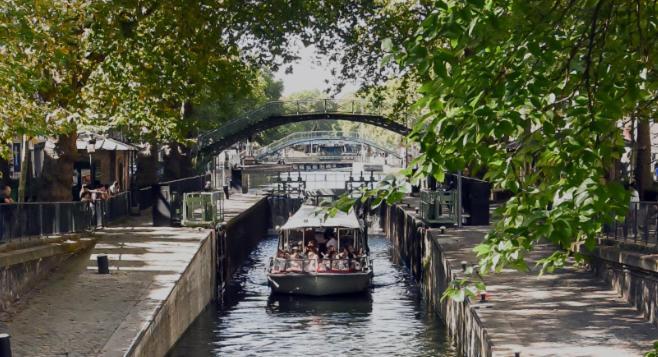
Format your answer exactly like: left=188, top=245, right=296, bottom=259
left=387, top=0, right=658, bottom=273
left=0, top=0, right=328, bottom=156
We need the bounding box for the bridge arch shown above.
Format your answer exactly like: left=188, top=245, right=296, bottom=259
left=255, top=131, right=402, bottom=160
left=197, top=99, right=411, bottom=156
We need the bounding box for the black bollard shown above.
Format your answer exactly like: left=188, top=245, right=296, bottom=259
left=97, top=254, right=110, bottom=274
left=0, top=333, right=11, bottom=357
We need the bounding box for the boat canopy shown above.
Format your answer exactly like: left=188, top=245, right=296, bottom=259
left=281, top=205, right=361, bottom=230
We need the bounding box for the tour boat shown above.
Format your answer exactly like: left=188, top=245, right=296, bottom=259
left=267, top=205, right=373, bottom=296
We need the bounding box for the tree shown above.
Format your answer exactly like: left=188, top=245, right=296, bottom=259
left=383, top=0, right=658, bottom=274
left=0, top=1, right=319, bottom=199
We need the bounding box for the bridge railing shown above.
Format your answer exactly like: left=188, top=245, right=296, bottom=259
left=255, top=130, right=400, bottom=159
left=198, top=99, right=395, bottom=149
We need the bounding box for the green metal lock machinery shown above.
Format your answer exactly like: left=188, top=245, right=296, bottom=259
left=419, top=189, right=459, bottom=226
left=181, top=191, right=225, bottom=227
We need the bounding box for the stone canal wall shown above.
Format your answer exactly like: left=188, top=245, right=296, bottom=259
left=381, top=199, right=658, bottom=356
left=591, top=244, right=658, bottom=328
left=131, top=195, right=273, bottom=356
left=125, top=230, right=217, bottom=357
left=219, top=196, right=272, bottom=292
left=0, top=236, right=96, bottom=314
left=380, top=201, right=492, bottom=356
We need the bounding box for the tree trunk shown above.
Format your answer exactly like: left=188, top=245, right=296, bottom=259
left=17, top=135, right=30, bottom=202
left=635, top=118, right=652, bottom=199
left=162, top=142, right=194, bottom=181
left=39, top=132, right=77, bottom=201
left=0, top=157, right=10, bottom=186
left=135, top=143, right=160, bottom=187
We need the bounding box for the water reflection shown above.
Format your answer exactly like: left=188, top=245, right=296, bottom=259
left=266, top=293, right=373, bottom=314
left=168, top=234, right=455, bottom=357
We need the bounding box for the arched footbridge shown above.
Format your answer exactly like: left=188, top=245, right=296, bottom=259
left=255, top=131, right=402, bottom=160
left=197, top=99, right=411, bottom=156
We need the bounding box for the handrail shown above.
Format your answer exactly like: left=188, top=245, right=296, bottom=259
left=160, top=174, right=208, bottom=186
left=197, top=99, right=412, bottom=150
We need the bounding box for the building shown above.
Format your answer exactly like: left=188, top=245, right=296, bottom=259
left=7, top=132, right=138, bottom=200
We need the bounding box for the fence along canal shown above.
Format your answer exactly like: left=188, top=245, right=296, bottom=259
left=0, top=174, right=210, bottom=243
left=0, top=191, right=131, bottom=242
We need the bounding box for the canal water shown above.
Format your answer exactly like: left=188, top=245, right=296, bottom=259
left=168, top=232, right=455, bottom=356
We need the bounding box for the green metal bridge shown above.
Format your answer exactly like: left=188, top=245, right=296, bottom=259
left=254, top=130, right=402, bottom=160
left=197, top=99, right=411, bottom=156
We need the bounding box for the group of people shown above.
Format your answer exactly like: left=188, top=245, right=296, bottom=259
left=79, top=181, right=120, bottom=202
left=274, top=229, right=366, bottom=273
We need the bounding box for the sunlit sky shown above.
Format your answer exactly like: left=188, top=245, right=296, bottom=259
left=274, top=45, right=359, bottom=98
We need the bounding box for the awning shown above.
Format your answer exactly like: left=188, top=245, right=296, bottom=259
left=76, top=132, right=139, bottom=151
left=281, top=205, right=362, bottom=230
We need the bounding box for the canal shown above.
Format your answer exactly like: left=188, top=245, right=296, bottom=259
left=168, top=231, right=455, bottom=356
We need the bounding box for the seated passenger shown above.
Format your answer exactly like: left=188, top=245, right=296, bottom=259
left=316, top=231, right=327, bottom=254
left=326, top=233, right=337, bottom=251
left=305, top=242, right=318, bottom=260
left=288, top=246, right=303, bottom=272
left=306, top=239, right=317, bottom=251
left=323, top=246, right=337, bottom=260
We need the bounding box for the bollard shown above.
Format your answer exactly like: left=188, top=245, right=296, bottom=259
left=97, top=254, right=110, bottom=274
left=0, top=333, right=11, bottom=357
left=480, top=292, right=486, bottom=302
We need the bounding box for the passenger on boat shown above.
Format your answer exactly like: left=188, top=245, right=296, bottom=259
left=326, top=233, right=338, bottom=251
left=316, top=231, right=328, bottom=254
left=288, top=246, right=303, bottom=272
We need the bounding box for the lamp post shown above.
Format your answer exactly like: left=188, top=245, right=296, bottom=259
left=87, top=138, right=96, bottom=184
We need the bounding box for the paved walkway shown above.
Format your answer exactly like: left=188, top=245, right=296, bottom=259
left=1, top=193, right=263, bottom=357
left=430, top=225, right=658, bottom=356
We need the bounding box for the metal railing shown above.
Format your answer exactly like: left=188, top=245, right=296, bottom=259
left=153, top=174, right=210, bottom=226
left=269, top=256, right=370, bottom=274
left=255, top=130, right=401, bottom=159
left=283, top=155, right=360, bottom=163
left=419, top=189, right=460, bottom=226
left=97, top=192, right=131, bottom=226
left=0, top=192, right=132, bottom=243
left=198, top=99, right=411, bottom=151
left=136, top=186, right=154, bottom=210
left=603, top=202, right=658, bottom=245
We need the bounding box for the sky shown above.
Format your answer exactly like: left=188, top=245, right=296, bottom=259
left=274, top=45, right=359, bottom=98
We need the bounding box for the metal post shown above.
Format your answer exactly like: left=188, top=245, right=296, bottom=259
left=39, top=204, right=43, bottom=236
left=97, top=254, right=110, bottom=274
left=0, top=333, right=11, bottom=357
left=457, top=171, right=463, bottom=228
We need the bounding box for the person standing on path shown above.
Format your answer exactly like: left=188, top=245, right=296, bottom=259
left=0, top=185, right=14, bottom=203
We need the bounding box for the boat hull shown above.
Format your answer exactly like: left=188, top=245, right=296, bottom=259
left=268, top=272, right=372, bottom=296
